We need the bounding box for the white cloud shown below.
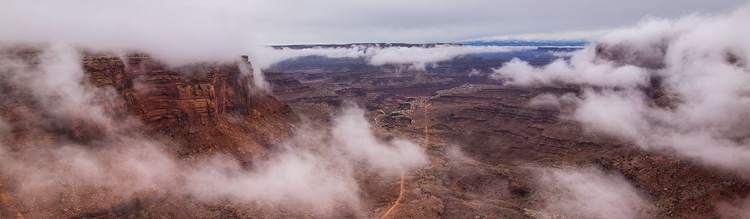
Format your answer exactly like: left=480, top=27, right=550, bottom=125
left=536, top=167, right=653, bottom=219
left=332, top=107, right=429, bottom=176
left=491, top=48, right=650, bottom=88
left=366, top=45, right=531, bottom=67
left=492, top=5, right=750, bottom=175
left=0, top=0, right=743, bottom=89
left=0, top=45, right=428, bottom=216
left=0, top=0, right=260, bottom=66
left=253, top=46, right=367, bottom=69
left=262, top=45, right=532, bottom=71
left=527, top=93, right=578, bottom=109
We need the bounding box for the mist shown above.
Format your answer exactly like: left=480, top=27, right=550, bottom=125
left=535, top=167, right=653, bottom=219
left=0, top=1, right=261, bottom=66
left=365, top=45, right=531, bottom=68
left=1, top=0, right=743, bottom=92
left=185, top=106, right=428, bottom=215
left=0, top=0, right=278, bottom=89
left=492, top=5, right=750, bottom=176
left=0, top=44, right=428, bottom=217
left=332, top=107, right=429, bottom=176
left=264, top=45, right=533, bottom=71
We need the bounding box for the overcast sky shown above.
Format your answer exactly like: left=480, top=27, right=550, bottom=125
left=1, top=0, right=747, bottom=45
left=248, top=0, right=747, bottom=44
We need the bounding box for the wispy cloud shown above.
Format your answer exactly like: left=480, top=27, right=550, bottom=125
left=0, top=45, right=428, bottom=217
left=492, top=5, right=750, bottom=175
left=261, top=45, right=532, bottom=71
left=535, top=167, right=653, bottom=218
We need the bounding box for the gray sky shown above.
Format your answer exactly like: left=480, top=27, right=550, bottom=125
left=1, top=0, right=746, bottom=45
left=247, top=0, right=747, bottom=44
left=0, top=0, right=748, bottom=44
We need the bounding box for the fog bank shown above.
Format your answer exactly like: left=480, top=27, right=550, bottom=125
left=493, top=5, right=750, bottom=175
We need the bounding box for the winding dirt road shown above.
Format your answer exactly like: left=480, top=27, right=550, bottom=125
left=378, top=100, right=431, bottom=219
left=379, top=171, right=405, bottom=219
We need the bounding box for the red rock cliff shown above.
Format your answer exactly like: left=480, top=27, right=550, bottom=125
left=84, top=54, right=298, bottom=158
left=0, top=48, right=297, bottom=161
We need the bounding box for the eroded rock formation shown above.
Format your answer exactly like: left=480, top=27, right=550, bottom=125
left=87, top=53, right=298, bottom=158
left=0, top=47, right=300, bottom=218
left=1, top=47, right=297, bottom=160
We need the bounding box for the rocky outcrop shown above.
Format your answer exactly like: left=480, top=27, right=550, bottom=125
left=87, top=56, right=253, bottom=128
left=262, top=70, right=313, bottom=96
left=82, top=54, right=298, bottom=157
left=0, top=48, right=302, bottom=218
left=0, top=49, right=297, bottom=159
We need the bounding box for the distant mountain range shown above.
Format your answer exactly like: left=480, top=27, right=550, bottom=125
left=269, top=43, right=461, bottom=49
left=269, top=39, right=590, bottom=49
left=461, top=39, right=590, bottom=47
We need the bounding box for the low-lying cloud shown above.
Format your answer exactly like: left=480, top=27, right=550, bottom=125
left=0, top=0, right=278, bottom=90
left=0, top=0, right=259, bottom=66
left=535, top=167, right=653, bottom=219
left=0, top=44, right=428, bottom=217
left=492, top=5, right=750, bottom=176
left=332, top=107, right=429, bottom=175
left=264, top=45, right=533, bottom=71
left=186, top=106, right=428, bottom=215
left=366, top=45, right=531, bottom=68
left=491, top=48, right=650, bottom=88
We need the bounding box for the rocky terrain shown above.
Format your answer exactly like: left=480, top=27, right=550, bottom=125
left=1, top=0, right=747, bottom=217
left=265, top=47, right=750, bottom=218
left=83, top=54, right=297, bottom=159
left=0, top=48, right=299, bottom=218
left=0, top=43, right=748, bottom=218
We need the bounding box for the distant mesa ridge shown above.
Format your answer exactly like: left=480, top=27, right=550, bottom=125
left=269, top=39, right=589, bottom=49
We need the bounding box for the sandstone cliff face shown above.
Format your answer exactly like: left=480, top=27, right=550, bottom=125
left=0, top=49, right=297, bottom=160
left=87, top=56, right=251, bottom=127
left=0, top=48, right=304, bottom=218
left=82, top=54, right=297, bottom=158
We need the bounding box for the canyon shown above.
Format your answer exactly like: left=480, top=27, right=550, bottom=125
left=0, top=47, right=300, bottom=218
left=265, top=46, right=750, bottom=218
left=0, top=43, right=748, bottom=218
